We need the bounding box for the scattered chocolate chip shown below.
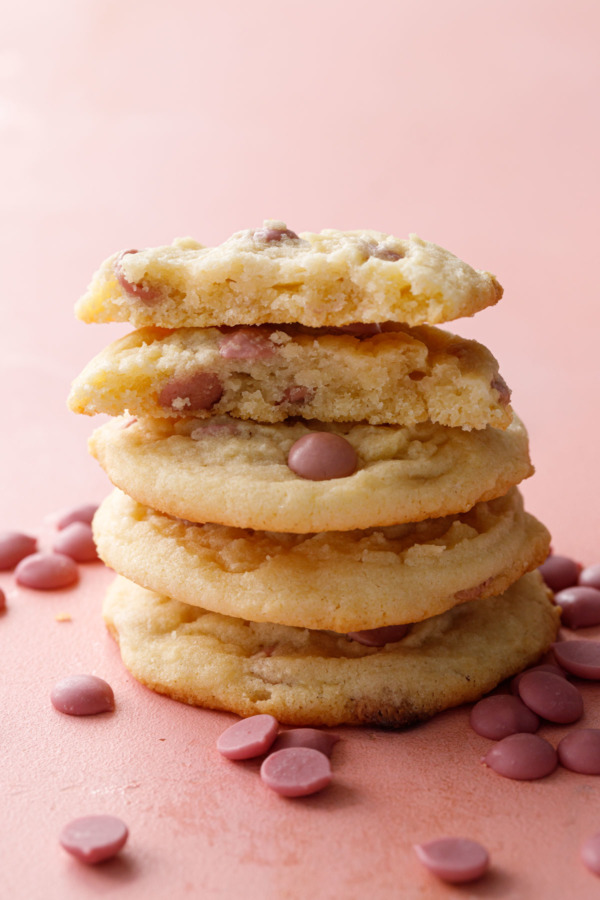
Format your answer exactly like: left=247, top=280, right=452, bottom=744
left=469, top=694, right=540, bottom=740
left=217, top=714, right=279, bottom=760
left=554, top=586, right=600, bottom=629
left=414, top=837, right=489, bottom=884
left=260, top=747, right=332, bottom=797
left=579, top=564, right=600, bottom=591
left=553, top=641, right=600, bottom=680
left=0, top=531, right=37, bottom=570
left=51, top=674, right=115, bottom=716
left=55, top=503, right=99, bottom=530
left=539, top=554, right=581, bottom=592
left=483, top=733, right=557, bottom=780
left=15, top=552, right=79, bottom=590
left=59, top=815, right=128, bottom=865
left=53, top=522, right=99, bottom=563
left=558, top=729, right=600, bottom=775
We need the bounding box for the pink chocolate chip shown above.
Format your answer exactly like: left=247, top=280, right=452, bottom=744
left=330, top=324, right=383, bottom=337
left=363, top=241, right=404, bottom=262
left=287, top=432, right=358, bottom=481
left=0, top=531, right=38, bottom=570
left=15, top=552, right=79, bottom=590
left=414, top=838, right=489, bottom=884
left=553, top=641, right=600, bottom=680
left=510, top=663, right=566, bottom=695
left=270, top=729, right=339, bottom=757
left=581, top=833, right=600, bottom=876
left=218, top=327, right=276, bottom=360
left=260, top=747, right=332, bottom=797
left=347, top=624, right=410, bottom=647
left=51, top=675, right=115, bottom=716
left=558, top=729, right=600, bottom=774
left=158, top=372, right=223, bottom=411
left=55, top=503, right=99, bottom=530
left=59, top=815, right=128, bottom=865
left=517, top=671, right=583, bottom=724
left=469, top=694, right=540, bottom=740
left=539, top=554, right=582, bottom=592
left=280, top=385, right=315, bottom=406
left=580, top=564, right=600, bottom=591
left=483, top=733, right=558, bottom=780
left=254, top=226, right=299, bottom=242
left=554, top=586, right=600, bottom=629
left=490, top=374, right=512, bottom=406
left=217, top=714, right=279, bottom=760
left=53, top=522, right=99, bottom=563
left=114, top=249, right=162, bottom=305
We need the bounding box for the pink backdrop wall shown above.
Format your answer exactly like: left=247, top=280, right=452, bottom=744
left=2, top=2, right=600, bottom=897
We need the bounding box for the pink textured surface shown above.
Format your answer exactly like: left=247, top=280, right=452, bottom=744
left=2, top=1, right=600, bottom=896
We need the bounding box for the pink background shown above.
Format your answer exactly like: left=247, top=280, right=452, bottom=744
left=2, top=1, right=600, bottom=897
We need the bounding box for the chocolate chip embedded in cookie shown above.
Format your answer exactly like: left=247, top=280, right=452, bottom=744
left=92, top=487, right=550, bottom=631
left=102, top=571, right=559, bottom=727
left=75, top=224, right=502, bottom=329
left=68, top=323, right=513, bottom=429
left=88, top=414, right=533, bottom=533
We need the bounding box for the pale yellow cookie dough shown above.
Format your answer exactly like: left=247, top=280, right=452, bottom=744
left=103, top=572, right=559, bottom=726
left=94, top=488, right=550, bottom=631
left=89, top=414, right=533, bottom=533
left=75, top=223, right=503, bottom=329
left=69, top=323, right=512, bottom=430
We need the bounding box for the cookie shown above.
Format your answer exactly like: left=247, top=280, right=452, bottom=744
left=102, top=572, right=559, bottom=726
left=69, top=323, right=512, bottom=430
left=89, top=415, right=533, bottom=533
left=93, top=488, right=550, bottom=631
left=75, top=223, right=503, bottom=329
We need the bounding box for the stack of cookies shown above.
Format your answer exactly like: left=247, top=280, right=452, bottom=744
left=69, top=221, right=559, bottom=726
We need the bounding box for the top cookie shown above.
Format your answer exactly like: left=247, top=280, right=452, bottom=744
left=75, top=222, right=503, bottom=329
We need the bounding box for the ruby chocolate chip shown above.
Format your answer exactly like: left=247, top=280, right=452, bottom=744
left=280, top=385, right=315, bottom=406
left=15, top=552, right=79, bottom=590
left=579, top=564, right=600, bottom=591
left=490, top=374, right=512, bottom=406
left=254, top=226, right=299, bottom=243
left=558, top=729, right=600, bottom=775
left=581, top=833, right=600, bottom=876
left=554, top=586, right=600, bottom=629
left=483, top=733, right=558, bottom=780
left=363, top=241, right=404, bottom=262
left=517, top=671, right=583, bottom=724
left=510, top=663, right=566, bottom=695
left=269, top=729, right=339, bottom=758
left=0, top=531, right=37, bottom=570
left=413, top=837, right=490, bottom=884
left=539, top=554, right=581, bottom=592
left=55, top=503, right=99, bottom=530
left=218, top=327, right=276, bottom=360
left=260, top=747, right=332, bottom=797
left=53, top=522, right=99, bottom=563
left=287, top=432, right=358, bottom=481
left=217, top=714, right=279, bottom=760
left=469, top=694, right=540, bottom=740
left=347, top=624, right=410, bottom=647
left=552, top=640, right=600, bottom=680
left=59, top=815, right=128, bottom=865
left=51, top=675, right=115, bottom=716
left=158, top=372, right=223, bottom=411
left=114, top=249, right=162, bottom=305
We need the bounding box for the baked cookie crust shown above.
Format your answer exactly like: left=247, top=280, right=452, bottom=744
left=89, top=414, right=533, bottom=533
left=69, top=323, right=512, bottom=430
left=93, top=488, right=550, bottom=631
left=103, top=572, right=559, bottom=726
left=75, top=224, right=503, bottom=329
